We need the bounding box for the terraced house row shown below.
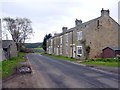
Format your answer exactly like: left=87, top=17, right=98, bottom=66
left=47, top=8, right=120, bottom=59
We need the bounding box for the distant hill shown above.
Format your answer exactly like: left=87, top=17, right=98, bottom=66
left=24, top=43, right=43, bottom=48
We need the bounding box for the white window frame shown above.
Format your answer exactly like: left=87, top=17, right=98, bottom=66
left=66, top=33, right=68, bottom=42
left=77, top=31, right=83, bottom=40
left=77, top=46, right=82, bottom=56
left=60, top=36, right=62, bottom=44
left=51, top=39, right=53, bottom=46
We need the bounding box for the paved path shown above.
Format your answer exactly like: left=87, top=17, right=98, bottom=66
left=25, top=53, right=119, bottom=88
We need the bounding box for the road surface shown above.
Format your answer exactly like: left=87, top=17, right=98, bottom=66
left=25, top=53, right=119, bottom=88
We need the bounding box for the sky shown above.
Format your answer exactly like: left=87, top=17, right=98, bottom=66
left=0, top=0, right=119, bottom=43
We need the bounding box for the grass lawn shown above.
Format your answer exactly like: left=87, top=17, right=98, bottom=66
left=42, top=53, right=76, bottom=61
left=2, top=52, right=26, bottom=79
left=81, top=58, right=120, bottom=67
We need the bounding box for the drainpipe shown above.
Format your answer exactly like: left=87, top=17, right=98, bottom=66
left=72, top=31, right=73, bottom=58
left=59, top=37, right=60, bottom=56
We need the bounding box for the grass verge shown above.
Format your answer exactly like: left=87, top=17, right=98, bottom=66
left=42, top=53, right=119, bottom=67
left=0, top=62, right=2, bottom=78
left=80, top=58, right=120, bottom=67
left=42, top=53, right=76, bottom=61
left=2, top=52, right=26, bottom=79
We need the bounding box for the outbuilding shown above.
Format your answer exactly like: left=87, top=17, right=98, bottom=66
left=2, top=40, right=18, bottom=60
left=102, top=47, right=120, bottom=58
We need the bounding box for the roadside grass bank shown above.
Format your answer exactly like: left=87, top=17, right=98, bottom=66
left=42, top=53, right=120, bottom=67
left=42, top=53, right=76, bottom=61
left=0, top=62, right=2, bottom=78
left=2, top=52, right=26, bottom=79
left=80, top=58, right=120, bottom=67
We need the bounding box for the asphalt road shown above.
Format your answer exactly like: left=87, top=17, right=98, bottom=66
left=26, top=53, right=119, bottom=88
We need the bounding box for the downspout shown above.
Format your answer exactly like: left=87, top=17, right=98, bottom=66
left=59, top=37, right=60, bottom=56
left=53, top=39, right=54, bottom=54
left=72, top=31, right=73, bottom=58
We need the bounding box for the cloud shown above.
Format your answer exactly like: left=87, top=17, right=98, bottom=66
left=1, top=0, right=119, bottom=42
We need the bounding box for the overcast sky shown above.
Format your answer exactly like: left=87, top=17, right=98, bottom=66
left=0, top=0, right=119, bottom=43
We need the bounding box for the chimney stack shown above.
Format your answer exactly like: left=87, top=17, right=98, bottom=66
left=101, top=8, right=110, bottom=16
left=75, top=19, right=82, bottom=26
left=62, top=27, right=67, bottom=33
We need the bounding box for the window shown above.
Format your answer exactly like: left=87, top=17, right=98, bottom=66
left=60, top=36, right=62, bottom=44
left=77, top=46, right=82, bottom=55
left=77, top=31, right=82, bottom=40
left=66, top=33, right=68, bottom=42
left=51, top=39, right=53, bottom=46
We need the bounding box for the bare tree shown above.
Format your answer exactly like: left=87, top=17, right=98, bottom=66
left=3, top=17, right=33, bottom=51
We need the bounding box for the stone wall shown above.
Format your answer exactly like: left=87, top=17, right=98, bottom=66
left=83, top=16, right=119, bottom=58
left=10, top=41, right=18, bottom=57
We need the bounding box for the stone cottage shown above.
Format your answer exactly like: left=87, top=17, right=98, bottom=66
left=2, top=40, right=18, bottom=60
left=47, top=8, right=120, bottom=59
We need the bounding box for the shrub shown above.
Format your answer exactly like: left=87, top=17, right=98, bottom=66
left=20, top=48, right=34, bottom=53
left=117, top=54, right=120, bottom=59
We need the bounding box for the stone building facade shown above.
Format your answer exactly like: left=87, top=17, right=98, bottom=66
left=2, top=40, right=18, bottom=60
left=47, top=9, right=120, bottom=59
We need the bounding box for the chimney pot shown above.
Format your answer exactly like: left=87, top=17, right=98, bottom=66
left=62, top=27, right=67, bottom=33
left=75, top=19, right=82, bottom=26
left=101, top=8, right=110, bottom=16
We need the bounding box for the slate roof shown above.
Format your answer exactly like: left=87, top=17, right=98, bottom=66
left=103, top=47, right=120, bottom=51
left=2, top=40, right=13, bottom=48
left=49, top=16, right=101, bottom=39
left=48, top=11, right=120, bottom=40
left=110, top=47, right=120, bottom=51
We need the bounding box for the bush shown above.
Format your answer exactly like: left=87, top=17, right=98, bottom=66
left=117, top=54, right=120, bottom=59
left=20, top=48, right=34, bottom=53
